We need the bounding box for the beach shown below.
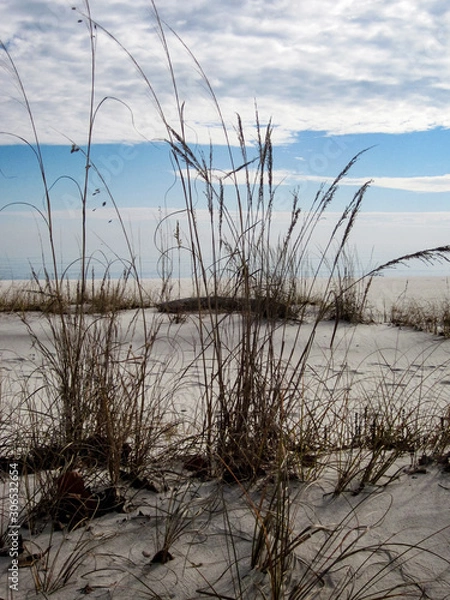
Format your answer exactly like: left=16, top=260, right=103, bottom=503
left=1, top=276, right=450, bottom=599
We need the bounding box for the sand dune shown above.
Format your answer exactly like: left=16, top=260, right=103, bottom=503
left=1, top=277, right=450, bottom=598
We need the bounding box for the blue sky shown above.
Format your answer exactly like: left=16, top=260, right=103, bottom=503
left=1, top=0, right=450, bottom=279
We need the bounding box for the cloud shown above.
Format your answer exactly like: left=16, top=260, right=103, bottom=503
left=281, top=173, right=450, bottom=193
left=1, top=0, right=450, bottom=146
left=195, top=166, right=450, bottom=193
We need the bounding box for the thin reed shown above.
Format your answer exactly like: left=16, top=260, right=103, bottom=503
left=1, top=2, right=450, bottom=598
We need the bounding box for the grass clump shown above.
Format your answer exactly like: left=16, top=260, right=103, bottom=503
left=0, top=271, right=154, bottom=314
left=390, top=296, right=450, bottom=337
left=1, top=2, right=450, bottom=598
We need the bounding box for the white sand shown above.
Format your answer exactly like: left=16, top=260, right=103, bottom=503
left=1, top=277, right=450, bottom=598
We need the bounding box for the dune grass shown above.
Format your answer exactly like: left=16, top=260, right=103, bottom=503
left=390, top=294, right=450, bottom=337
left=1, top=1, right=450, bottom=597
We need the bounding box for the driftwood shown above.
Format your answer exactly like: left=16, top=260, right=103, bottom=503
left=156, top=295, right=295, bottom=319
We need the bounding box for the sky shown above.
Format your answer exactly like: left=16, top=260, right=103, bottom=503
left=0, top=0, right=450, bottom=280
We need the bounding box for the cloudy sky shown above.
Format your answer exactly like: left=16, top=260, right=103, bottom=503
left=0, top=0, right=450, bottom=279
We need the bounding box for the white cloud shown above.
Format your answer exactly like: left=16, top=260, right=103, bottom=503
left=0, top=0, right=450, bottom=146
left=281, top=173, right=450, bottom=193
left=195, top=167, right=450, bottom=193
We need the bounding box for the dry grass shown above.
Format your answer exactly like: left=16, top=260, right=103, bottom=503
left=0, top=272, right=154, bottom=314
left=390, top=295, right=450, bottom=337
left=1, top=2, right=450, bottom=597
